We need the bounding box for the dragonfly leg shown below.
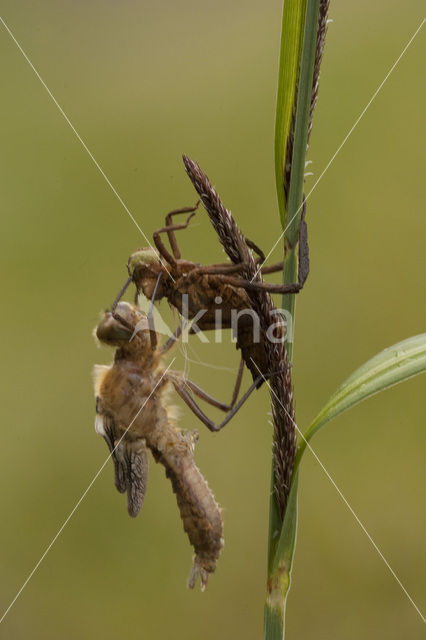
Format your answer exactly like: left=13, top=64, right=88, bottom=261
left=109, top=275, right=137, bottom=333
left=168, top=360, right=275, bottom=433
left=261, top=261, right=284, bottom=275
left=244, top=238, right=285, bottom=271
left=184, top=258, right=285, bottom=283
left=245, top=237, right=266, bottom=264
left=182, top=356, right=244, bottom=411
left=109, top=273, right=163, bottom=350
left=160, top=325, right=183, bottom=354
left=163, top=202, right=200, bottom=259
left=111, top=276, right=133, bottom=313
left=153, top=205, right=199, bottom=265
left=186, top=262, right=247, bottom=278
left=184, top=256, right=283, bottom=278
left=146, top=272, right=164, bottom=351
left=207, top=199, right=309, bottom=294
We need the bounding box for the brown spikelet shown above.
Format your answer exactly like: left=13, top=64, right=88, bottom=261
left=183, top=156, right=296, bottom=516
left=308, top=0, right=330, bottom=144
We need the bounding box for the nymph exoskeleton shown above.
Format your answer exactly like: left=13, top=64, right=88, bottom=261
left=125, top=171, right=308, bottom=384
left=93, top=300, right=268, bottom=587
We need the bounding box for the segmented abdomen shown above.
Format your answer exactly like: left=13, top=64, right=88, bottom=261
left=150, top=430, right=223, bottom=590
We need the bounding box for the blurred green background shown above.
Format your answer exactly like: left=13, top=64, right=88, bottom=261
left=0, top=1, right=425, bottom=638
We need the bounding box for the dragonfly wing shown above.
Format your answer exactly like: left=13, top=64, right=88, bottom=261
left=95, top=405, right=148, bottom=516
left=121, top=440, right=149, bottom=517
left=95, top=410, right=127, bottom=493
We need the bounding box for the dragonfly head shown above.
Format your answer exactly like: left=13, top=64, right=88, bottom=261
left=95, top=302, right=154, bottom=353
left=127, top=248, right=165, bottom=300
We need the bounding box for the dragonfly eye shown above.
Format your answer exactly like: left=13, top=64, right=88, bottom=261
left=96, top=302, right=149, bottom=346
left=96, top=318, right=132, bottom=344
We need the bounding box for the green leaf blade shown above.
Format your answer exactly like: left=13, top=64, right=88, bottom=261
left=300, top=334, right=426, bottom=456
left=274, top=0, right=306, bottom=229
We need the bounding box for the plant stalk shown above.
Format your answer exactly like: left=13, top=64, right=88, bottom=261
left=265, top=1, right=322, bottom=638
left=282, top=0, right=322, bottom=356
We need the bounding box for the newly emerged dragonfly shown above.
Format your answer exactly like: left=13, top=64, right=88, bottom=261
left=94, top=297, right=268, bottom=587
left=125, top=157, right=309, bottom=383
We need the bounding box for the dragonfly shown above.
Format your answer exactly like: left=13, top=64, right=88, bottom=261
left=94, top=293, right=274, bottom=588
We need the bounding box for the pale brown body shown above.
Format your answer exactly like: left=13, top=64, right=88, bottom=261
left=94, top=302, right=223, bottom=589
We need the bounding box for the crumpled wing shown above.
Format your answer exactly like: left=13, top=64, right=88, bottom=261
left=117, top=438, right=149, bottom=518
left=94, top=406, right=148, bottom=517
